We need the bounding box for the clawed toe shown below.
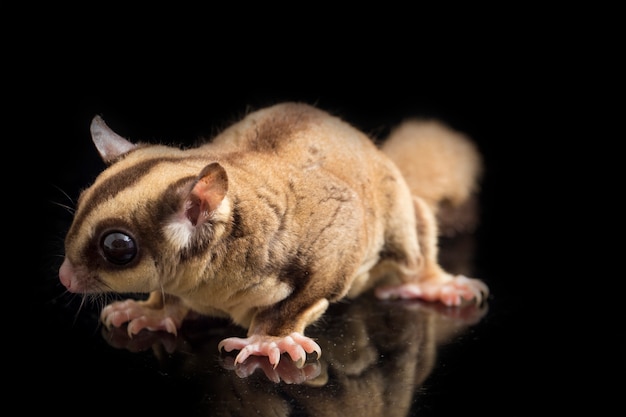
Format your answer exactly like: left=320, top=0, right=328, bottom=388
left=218, top=332, right=321, bottom=368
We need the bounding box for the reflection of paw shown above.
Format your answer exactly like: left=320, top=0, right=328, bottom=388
left=100, top=300, right=179, bottom=337
left=218, top=332, right=321, bottom=368
left=392, top=298, right=489, bottom=325
left=220, top=354, right=322, bottom=384
left=101, top=325, right=178, bottom=353
left=375, top=275, right=489, bottom=306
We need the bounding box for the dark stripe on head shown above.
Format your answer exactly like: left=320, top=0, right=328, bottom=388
left=145, top=175, right=198, bottom=259
left=70, top=157, right=181, bottom=237
left=153, top=175, right=197, bottom=225
left=229, top=202, right=246, bottom=239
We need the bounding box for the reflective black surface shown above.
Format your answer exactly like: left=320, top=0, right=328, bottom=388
left=24, top=47, right=620, bottom=415
left=36, top=233, right=496, bottom=415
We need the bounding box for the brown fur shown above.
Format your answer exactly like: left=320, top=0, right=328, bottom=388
left=59, top=102, right=487, bottom=364
left=381, top=119, right=483, bottom=236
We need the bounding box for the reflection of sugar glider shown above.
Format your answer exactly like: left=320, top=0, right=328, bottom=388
left=58, top=102, right=488, bottom=367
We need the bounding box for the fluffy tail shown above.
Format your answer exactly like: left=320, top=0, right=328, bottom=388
left=380, top=119, right=483, bottom=237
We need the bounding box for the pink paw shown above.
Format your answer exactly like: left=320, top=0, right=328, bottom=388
left=100, top=299, right=179, bottom=337
left=218, top=332, right=321, bottom=368
left=375, top=275, right=489, bottom=306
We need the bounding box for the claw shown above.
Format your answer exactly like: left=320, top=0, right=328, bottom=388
left=127, top=322, right=136, bottom=338
left=268, top=347, right=281, bottom=368
left=234, top=349, right=252, bottom=365
left=163, top=318, right=178, bottom=336
left=290, top=332, right=321, bottom=360
left=100, top=305, right=114, bottom=329
left=294, top=357, right=305, bottom=369
left=218, top=332, right=321, bottom=368
left=218, top=337, right=246, bottom=352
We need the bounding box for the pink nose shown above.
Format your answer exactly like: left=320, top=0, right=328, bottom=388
left=59, top=258, right=76, bottom=292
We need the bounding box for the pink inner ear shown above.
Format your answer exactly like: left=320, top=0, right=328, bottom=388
left=185, top=195, right=202, bottom=226
left=187, top=163, right=228, bottom=226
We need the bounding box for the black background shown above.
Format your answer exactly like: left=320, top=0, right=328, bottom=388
left=11, top=7, right=622, bottom=415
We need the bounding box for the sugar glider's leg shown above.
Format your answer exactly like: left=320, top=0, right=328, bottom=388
left=218, top=296, right=329, bottom=368
left=375, top=196, right=489, bottom=306
left=100, top=292, right=190, bottom=337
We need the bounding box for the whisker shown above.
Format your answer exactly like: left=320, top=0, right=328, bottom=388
left=50, top=199, right=75, bottom=215
left=49, top=184, right=77, bottom=215
left=51, top=184, right=76, bottom=206
left=72, top=295, right=87, bottom=326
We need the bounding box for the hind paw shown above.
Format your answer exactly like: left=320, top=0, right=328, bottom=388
left=375, top=274, right=489, bottom=306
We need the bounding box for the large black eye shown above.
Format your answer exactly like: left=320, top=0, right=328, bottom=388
left=101, top=232, right=137, bottom=265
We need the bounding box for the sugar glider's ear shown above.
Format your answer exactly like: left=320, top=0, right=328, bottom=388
left=90, top=115, right=137, bottom=163
left=185, top=162, right=229, bottom=226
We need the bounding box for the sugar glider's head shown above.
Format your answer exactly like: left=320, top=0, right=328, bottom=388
left=59, top=116, right=230, bottom=294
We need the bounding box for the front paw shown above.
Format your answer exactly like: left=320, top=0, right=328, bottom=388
left=218, top=332, right=321, bottom=368
left=100, top=299, right=179, bottom=337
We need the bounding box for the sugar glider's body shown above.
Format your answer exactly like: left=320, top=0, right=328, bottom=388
left=59, top=102, right=487, bottom=366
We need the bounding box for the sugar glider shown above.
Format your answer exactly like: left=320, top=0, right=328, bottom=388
left=58, top=102, right=488, bottom=367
